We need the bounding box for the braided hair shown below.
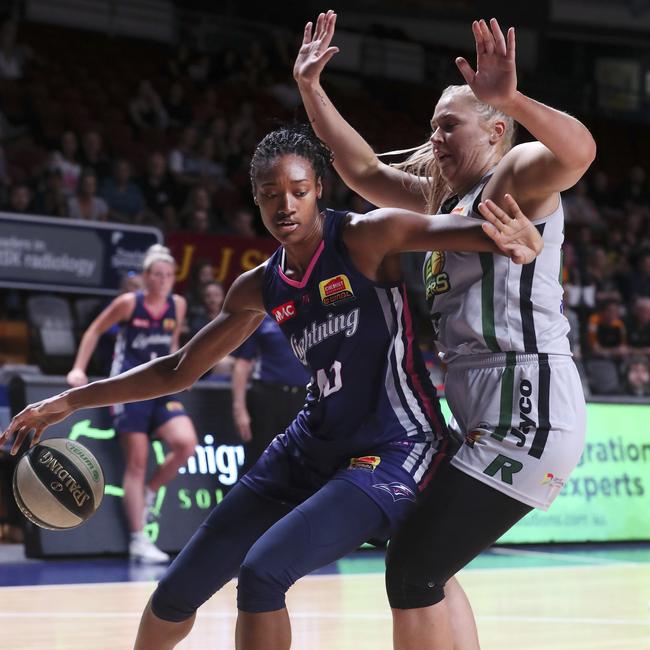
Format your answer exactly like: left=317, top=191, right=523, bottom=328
left=250, top=124, right=332, bottom=188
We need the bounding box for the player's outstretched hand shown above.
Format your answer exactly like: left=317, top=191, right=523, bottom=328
left=479, top=195, right=543, bottom=265
left=294, top=9, right=339, bottom=87
left=0, top=393, right=75, bottom=455
left=455, top=18, right=517, bottom=111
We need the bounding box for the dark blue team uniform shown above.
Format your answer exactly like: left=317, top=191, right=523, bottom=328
left=241, top=209, right=449, bottom=526
left=152, top=210, right=452, bottom=621
left=111, top=291, right=187, bottom=435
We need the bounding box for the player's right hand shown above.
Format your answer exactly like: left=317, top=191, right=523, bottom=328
left=1, top=393, right=75, bottom=455
left=293, top=10, right=339, bottom=87
left=66, top=368, right=88, bottom=387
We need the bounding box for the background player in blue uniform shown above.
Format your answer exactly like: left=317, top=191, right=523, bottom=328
left=231, top=314, right=310, bottom=471
left=4, top=126, right=541, bottom=650
left=66, top=244, right=198, bottom=563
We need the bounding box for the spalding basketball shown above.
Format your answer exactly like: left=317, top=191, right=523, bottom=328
left=13, top=438, right=105, bottom=530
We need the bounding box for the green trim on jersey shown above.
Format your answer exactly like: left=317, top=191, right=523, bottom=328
left=491, top=351, right=517, bottom=441
left=479, top=253, right=501, bottom=352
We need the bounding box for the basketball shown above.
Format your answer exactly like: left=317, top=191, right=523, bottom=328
left=12, top=438, right=105, bottom=530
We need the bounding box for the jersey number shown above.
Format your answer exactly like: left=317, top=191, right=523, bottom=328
left=316, top=361, right=342, bottom=399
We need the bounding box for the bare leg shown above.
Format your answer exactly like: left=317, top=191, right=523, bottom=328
left=134, top=597, right=196, bottom=650
left=149, top=416, right=197, bottom=491
left=445, top=577, right=480, bottom=650
left=121, top=432, right=149, bottom=533
left=235, top=609, right=291, bottom=650
left=392, top=600, right=453, bottom=650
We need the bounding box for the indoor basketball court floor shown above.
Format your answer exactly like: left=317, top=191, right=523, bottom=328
left=1, top=543, right=649, bottom=649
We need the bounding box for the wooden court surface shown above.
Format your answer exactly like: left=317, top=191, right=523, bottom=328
left=1, top=555, right=649, bottom=649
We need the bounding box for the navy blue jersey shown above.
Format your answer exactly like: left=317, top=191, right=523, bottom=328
left=261, top=209, right=447, bottom=467
left=232, top=315, right=311, bottom=387
left=111, top=291, right=177, bottom=375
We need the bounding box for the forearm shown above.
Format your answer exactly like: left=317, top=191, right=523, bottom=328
left=231, top=360, right=252, bottom=411
left=66, top=352, right=192, bottom=411
left=71, top=330, right=101, bottom=372
left=502, top=92, right=596, bottom=169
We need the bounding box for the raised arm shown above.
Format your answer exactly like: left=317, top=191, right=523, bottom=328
left=294, top=10, right=428, bottom=211
left=457, top=18, right=596, bottom=203
left=2, top=268, right=267, bottom=454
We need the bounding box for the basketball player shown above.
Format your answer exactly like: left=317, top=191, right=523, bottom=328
left=294, top=12, right=596, bottom=648
left=66, top=244, right=198, bottom=563
left=3, top=126, right=541, bottom=650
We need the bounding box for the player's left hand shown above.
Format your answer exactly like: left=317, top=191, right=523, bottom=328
left=0, top=393, right=75, bottom=455
left=479, top=195, right=543, bottom=264
left=455, top=18, right=517, bottom=110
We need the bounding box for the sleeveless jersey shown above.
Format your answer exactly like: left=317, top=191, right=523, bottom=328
left=262, top=209, right=445, bottom=465
left=110, top=291, right=177, bottom=375
left=423, top=174, right=570, bottom=364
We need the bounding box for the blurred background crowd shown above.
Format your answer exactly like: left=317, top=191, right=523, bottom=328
left=1, top=0, right=650, bottom=399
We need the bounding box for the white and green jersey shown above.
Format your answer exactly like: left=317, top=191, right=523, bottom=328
left=423, top=174, right=570, bottom=365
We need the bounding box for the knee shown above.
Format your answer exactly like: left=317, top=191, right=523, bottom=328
left=124, top=454, right=148, bottom=479
left=237, top=561, right=289, bottom=613
left=385, top=544, right=446, bottom=609
left=151, top=580, right=198, bottom=623
left=175, top=437, right=197, bottom=463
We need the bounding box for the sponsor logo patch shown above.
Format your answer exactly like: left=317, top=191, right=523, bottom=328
left=132, top=318, right=150, bottom=328
left=541, top=472, right=565, bottom=488
left=348, top=455, right=381, bottom=471
left=272, top=300, right=297, bottom=323
left=319, top=274, right=354, bottom=305
left=373, top=482, right=416, bottom=502
left=423, top=251, right=450, bottom=299
left=166, top=401, right=185, bottom=412
left=163, top=318, right=176, bottom=331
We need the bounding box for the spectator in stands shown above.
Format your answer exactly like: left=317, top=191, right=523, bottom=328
left=187, top=208, right=212, bottom=234
left=49, top=130, right=81, bottom=197
left=166, top=43, right=192, bottom=81
left=4, top=182, right=33, bottom=214
left=33, top=168, right=67, bottom=217
left=184, top=258, right=216, bottom=324
left=224, top=206, right=257, bottom=237
left=627, top=296, right=650, bottom=355
left=627, top=251, right=650, bottom=300
left=617, top=165, right=649, bottom=209
left=563, top=178, right=604, bottom=229
left=0, top=18, right=31, bottom=81
left=189, top=280, right=226, bottom=334
left=140, top=151, right=178, bottom=223
left=79, top=130, right=111, bottom=182
left=585, top=246, right=623, bottom=305
left=207, top=115, right=232, bottom=163
left=129, top=80, right=168, bottom=133
left=0, top=123, right=10, bottom=206
left=187, top=53, right=212, bottom=88
left=168, top=126, right=198, bottom=188
left=100, top=158, right=145, bottom=223
left=587, top=299, right=628, bottom=359
left=180, top=185, right=216, bottom=229
left=184, top=136, right=225, bottom=191
left=588, top=169, right=620, bottom=220
left=67, top=168, right=109, bottom=221
left=164, top=81, right=192, bottom=128
left=622, top=354, right=650, bottom=397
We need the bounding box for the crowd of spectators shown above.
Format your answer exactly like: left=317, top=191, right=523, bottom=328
left=0, top=15, right=649, bottom=397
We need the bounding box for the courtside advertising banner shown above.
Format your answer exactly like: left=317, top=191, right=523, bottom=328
left=0, top=212, right=161, bottom=295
